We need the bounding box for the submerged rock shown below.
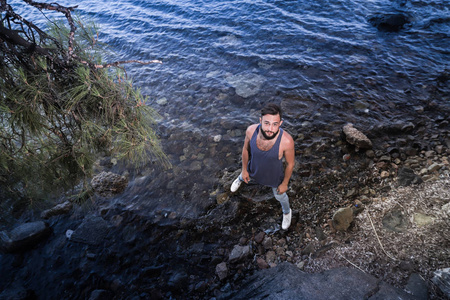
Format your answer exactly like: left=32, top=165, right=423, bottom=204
left=368, top=13, right=410, bottom=32
left=225, top=73, right=265, bottom=98
left=342, top=123, right=373, bottom=150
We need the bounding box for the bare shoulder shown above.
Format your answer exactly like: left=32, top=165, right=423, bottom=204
left=281, top=130, right=295, bottom=149
left=246, top=124, right=259, bottom=137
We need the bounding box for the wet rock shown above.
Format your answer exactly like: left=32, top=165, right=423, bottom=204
left=332, top=207, right=354, bottom=231
left=368, top=13, right=410, bottom=32
left=398, top=168, right=423, bottom=186
left=0, top=221, right=51, bottom=253
left=405, top=273, right=428, bottom=300
left=216, top=262, right=228, bottom=280
left=91, top=171, right=128, bottom=197
left=230, top=263, right=418, bottom=299
left=70, top=216, right=110, bottom=245
left=254, top=232, right=265, bottom=244
left=432, top=268, right=450, bottom=298
left=229, top=244, right=251, bottom=262
left=342, top=123, right=372, bottom=150
left=168, top=271, right=189, bottom=291
left=225, top=72, right=265, bottom=98
left=41, top=201, right=73, bottom=219
left=262, top=236, right=273, bottom=250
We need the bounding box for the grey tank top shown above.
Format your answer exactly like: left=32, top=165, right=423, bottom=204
left=247, top=124, right=284, bottom=188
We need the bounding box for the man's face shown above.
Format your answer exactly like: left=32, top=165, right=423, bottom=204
left=260, top=114, right=282, bottom=140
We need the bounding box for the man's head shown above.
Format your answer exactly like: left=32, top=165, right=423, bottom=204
left=259, top=103, right=283, bottom=140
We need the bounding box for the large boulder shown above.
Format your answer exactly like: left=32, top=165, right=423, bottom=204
left=229, top=262, right=420, bottom=299
left=91, top=171, right=128, bottom=197
left=0, top=221, right=51, bottom=253
left=342, top=124, right=373, bottom=150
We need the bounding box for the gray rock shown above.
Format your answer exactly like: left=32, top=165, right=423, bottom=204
left=432, top=268, right=450, bottom=298
left=0, top=221, right=51, bottom=253
left=70, top=216, right=110, bottom=245
left=343, top=123, right=373, bottom=149
left=41, top=201, right=73, bottom=219
left=229, top=244, right=251, bottom=262
left=91, top=171, right=128, bottom=197
left=405, top=273, right=428, bottom=300
left=398, top=168, right=423, bottom=186
left=332, top=207, right=354, bottom=231
left=216, top=262, right=228, bottom=280
left=382, top=208, right=408, bottom=232
left=229, top=262, right=418, bottom=299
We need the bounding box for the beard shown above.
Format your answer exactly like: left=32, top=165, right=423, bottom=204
left=260, top=128, right=279, bottom=140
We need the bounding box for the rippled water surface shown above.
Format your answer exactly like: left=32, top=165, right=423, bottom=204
left=14, top=0, right=450, bottom=219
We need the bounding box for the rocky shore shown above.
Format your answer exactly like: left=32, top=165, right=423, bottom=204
left=0, top=118, right=449, bottom=299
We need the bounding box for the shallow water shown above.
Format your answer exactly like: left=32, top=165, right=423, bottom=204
left=12, top=0, right=450, bottom=219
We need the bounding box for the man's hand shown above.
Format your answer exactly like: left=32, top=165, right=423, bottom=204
left=277, top=183, right=288, bottom=194
left=241, top=170, right=250, bottom=183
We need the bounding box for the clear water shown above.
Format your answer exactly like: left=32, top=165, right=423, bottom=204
left=11, top=0, right=450, bottom=219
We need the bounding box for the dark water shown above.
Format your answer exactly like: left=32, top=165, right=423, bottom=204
left=14, top=0, right=450, bottom=219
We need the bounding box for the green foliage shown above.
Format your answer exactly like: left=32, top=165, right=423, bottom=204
left=0, top=16, right=168, bottom=203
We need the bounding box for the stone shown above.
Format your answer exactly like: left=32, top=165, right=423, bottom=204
left=156, top=97, right=168, bottom=106
left=225, top=72, right=265, bottom=98
left=427, top=163, right=443, bottom=173
left=397, top=168, right=423, bottom=186
left=91, top=171, right=128, bottom=197
left=342, top=123, right=372, bottom=149
left=230, top=262, right=418, bottom=299
left=432, top=268, right=450, bottom=298
left=382, top=209, right=407, bottom=232
left=413, top=213, right=434, bottom=227
left=216, top=262, right=228, bottom=280
left=332, top=207, right=354, bottom=231
left=229, top=244, right=251, bottom=262
left=41, top=201, right=73, bottom=219
left=405, top=273, right=428, bottom=300
left=254, top=232, right=265, bottom=244
left=88, top=289, right=112, bottom=300
left=257, top=257, right=269, bottom=269
left=70, top=216, right=110, bottom=245
left=0, top=221, right=51, bottom=253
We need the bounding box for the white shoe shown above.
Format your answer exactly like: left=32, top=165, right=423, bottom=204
left=230, top=177, right=242, bottom=192
left=282, top=210, right=292, bottom=230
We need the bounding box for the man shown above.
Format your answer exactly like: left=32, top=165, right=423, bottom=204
left=231, top=103, right=295, bottom=230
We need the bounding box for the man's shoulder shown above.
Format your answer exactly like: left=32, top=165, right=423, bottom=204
left=281, top=129, right=294, bottom=148
left=246, top=124, right=259, bottom=133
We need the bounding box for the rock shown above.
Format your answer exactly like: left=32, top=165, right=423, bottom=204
left=0, top=221, right=51, bottom=253
left=156, top=97, right=168, bottom=106
left=88, top=289, right=112, bottom=300
left=254, top=232, right=265, bottom=244
left=342, top=124, right=372, bottom=149
left=230, top=262, right=418, bottom=299
left=397, top=168, right=423, bottom=186
left=168, top=271, right=189, bottom=291
left=216, top=262, right=228, bottom=280
left=225, top=72, right=265, bottom=98
left=91, top=171, right=128, bottom=197
left=257, top=257, right=269, bottom=269
left=413, top=213, right=435, bottom=226
left=70, top=216, right=110, bottom=245
left=332, top=207, right=354, bottom=231
left=229, top=244, right=251, bottom=262
left=405, top=273, right=428, bottom=300
left=368, top=13, right=410, bottom=32
left=382, top=208, right=407, bottom=232
left=41, top=201, right=73, bottom=219
left=432, top=268, right=450, bottom=298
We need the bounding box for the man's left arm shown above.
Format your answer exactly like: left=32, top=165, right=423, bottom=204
left=277, top=136, right=295, bottom=194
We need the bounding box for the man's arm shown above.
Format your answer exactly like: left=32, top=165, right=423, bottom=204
left=277, top=133, right=295, bottom=194
left=241, top=124, right=257, bottom=183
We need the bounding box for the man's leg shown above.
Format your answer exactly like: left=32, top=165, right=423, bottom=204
left=272, top=188, right=291, bottom=230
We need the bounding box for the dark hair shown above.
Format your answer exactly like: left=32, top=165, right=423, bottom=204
left=261, top=103, right=282, bottom=120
